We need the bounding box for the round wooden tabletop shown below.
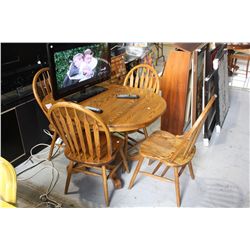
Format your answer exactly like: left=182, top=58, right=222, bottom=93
left=80, top=84, right=166, bottom=132
left=43, top=84, right=166, bottom=133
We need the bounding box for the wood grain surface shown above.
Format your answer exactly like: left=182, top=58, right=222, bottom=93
left=160, top=50, right=191, bottom=135
left=44, top=84, right=166, bottom=133
left=32, top=67, right=58, bottom=160
left=123, top=64, right=160, bottom=94
left=129, top=95, right=217, bottom=207
left=80, top=85, right=166, bottom=132
left=49, top=101, right=129, bottom=206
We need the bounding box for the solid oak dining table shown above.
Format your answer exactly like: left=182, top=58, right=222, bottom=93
left=78, top=84, right=167, bottom=133
left=43, top=83, right=166, bottom=188
left=44, top=84, right=167, bottom=133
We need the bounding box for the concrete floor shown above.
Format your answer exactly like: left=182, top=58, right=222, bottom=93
left=15, top=84, right=250, bottom=208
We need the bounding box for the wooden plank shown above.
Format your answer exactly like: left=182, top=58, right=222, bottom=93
left=227, top=44, right=250, bottom=50
left=192, top=51, right=198, bottom=124
left=161, top=50, right=191, bottom=135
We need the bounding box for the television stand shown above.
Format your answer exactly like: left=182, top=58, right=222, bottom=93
left=64, top=85, right=107, bottom=103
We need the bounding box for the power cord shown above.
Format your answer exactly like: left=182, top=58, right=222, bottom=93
left=17, top=158, right=62, bottom=208
left=17, top=159, right=46, bottom=177
left=16, top=141, right=61, bottom=176
left=43, top=129, right=53, bottom=139
left=16, top=130, right=63, bottom=208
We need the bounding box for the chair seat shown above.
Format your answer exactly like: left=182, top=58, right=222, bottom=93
left=64, top=134, right=123, bottom=166
left=140, top=130, right=195, bottom=167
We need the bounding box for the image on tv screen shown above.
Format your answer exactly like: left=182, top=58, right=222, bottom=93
left=54, top=43, right=110, bottom=89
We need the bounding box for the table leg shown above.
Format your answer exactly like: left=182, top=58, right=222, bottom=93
left=110, top=172, right=122, bottom=189
left=246, top=59, right=249, bottom=78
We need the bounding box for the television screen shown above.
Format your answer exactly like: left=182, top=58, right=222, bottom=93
left=47, top=43, right=111, bottom=100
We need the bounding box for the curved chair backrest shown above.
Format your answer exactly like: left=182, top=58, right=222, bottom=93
left=170, top=95, right=217, bottom=164
left=0, top=157, right=17, bottom=206
left=49, top=102, right=112, bottom=163
left=123, top=64, right=160, bottom=94
left=32, top=67, right=52, bottom=119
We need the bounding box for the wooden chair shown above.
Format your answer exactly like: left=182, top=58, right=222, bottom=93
left=128, top=95, right=217, bottom=207
left=49, top=102, right=129, bottom=206
left=123, top=63, right=160, bottom=94
left=32, top=67, right=58, bottom=160
left=229, top=50, right=250, bottom=79
left=123, top=64, right=160, bottom=156
left=0, top=157, right=16, bottom=208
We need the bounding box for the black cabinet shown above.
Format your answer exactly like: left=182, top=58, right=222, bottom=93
left=1, top=108, right=25, bottom=162
left=1, top=95, right=50, bottom=167
left=1, top=43, right=50, bottom=165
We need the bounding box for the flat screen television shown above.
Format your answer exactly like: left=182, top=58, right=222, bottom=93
left=47, top=43, right=111, bottom=101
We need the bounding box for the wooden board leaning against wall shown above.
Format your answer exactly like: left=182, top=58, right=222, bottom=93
left=160, top=49, right=191, bottom=135
left=160, top=43, right=209, bottom=135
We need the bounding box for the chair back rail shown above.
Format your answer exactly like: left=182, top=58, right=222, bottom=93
left=169, top=95, right=217, bottom=163
left=49, top=102, right=112, bottom=162
left=32, top=67, right=59, bottom=161
left=32, top=67, right=52, bottom=119
left=124, top=64, right=160, bottom=94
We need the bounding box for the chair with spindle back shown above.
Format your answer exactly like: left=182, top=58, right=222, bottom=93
left=32, top=67, right=58, bottom=160
left=128, top=95, right=217, bottom=207
left=123, top=63, right=160, bottom=95
left=49, top=102, right=129, bottom=206
left=123, top=64, right=160, bottom=156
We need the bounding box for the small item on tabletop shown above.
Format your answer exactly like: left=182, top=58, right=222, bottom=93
left=116, top=94, right=140, bottom=99
left=84, top=106, right=103, bottom=113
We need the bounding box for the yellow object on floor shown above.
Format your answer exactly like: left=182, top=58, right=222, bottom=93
left=0, top=199, right=16, bottom=208
left=0, top=157, right=17, bottom=208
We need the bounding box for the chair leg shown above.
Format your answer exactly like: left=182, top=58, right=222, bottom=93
left=102, top=165, right=109, bottom=207
left=128, top=156, right=144, bottom=189
left=152, top=161, right=162, bottom=174
left=143, top=127, right=148, bottom=138
left=119, top=147, right=129, bottom=173
left=148, top=159, right=155, bottom=166
left=174, top=167, right=181, bottom=207
left=124, top=132, right=128, bottom=159
left=246, top=59, right=249, bottom=79
left=64, top=161, right=74, bottom=194
left=188, top=161, right=195, bottom=179
left=48, top=132, right=57, bottom=161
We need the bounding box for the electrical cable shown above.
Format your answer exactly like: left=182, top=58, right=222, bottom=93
left=43, top=129, right=53, bottom=138
left=16, top=159, right=46, bottom=177
left=16, top=129, right=63, bottom=208
left=17, top=159, right=61, bottom=208
left=16, top=137, right=61, bottom=175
